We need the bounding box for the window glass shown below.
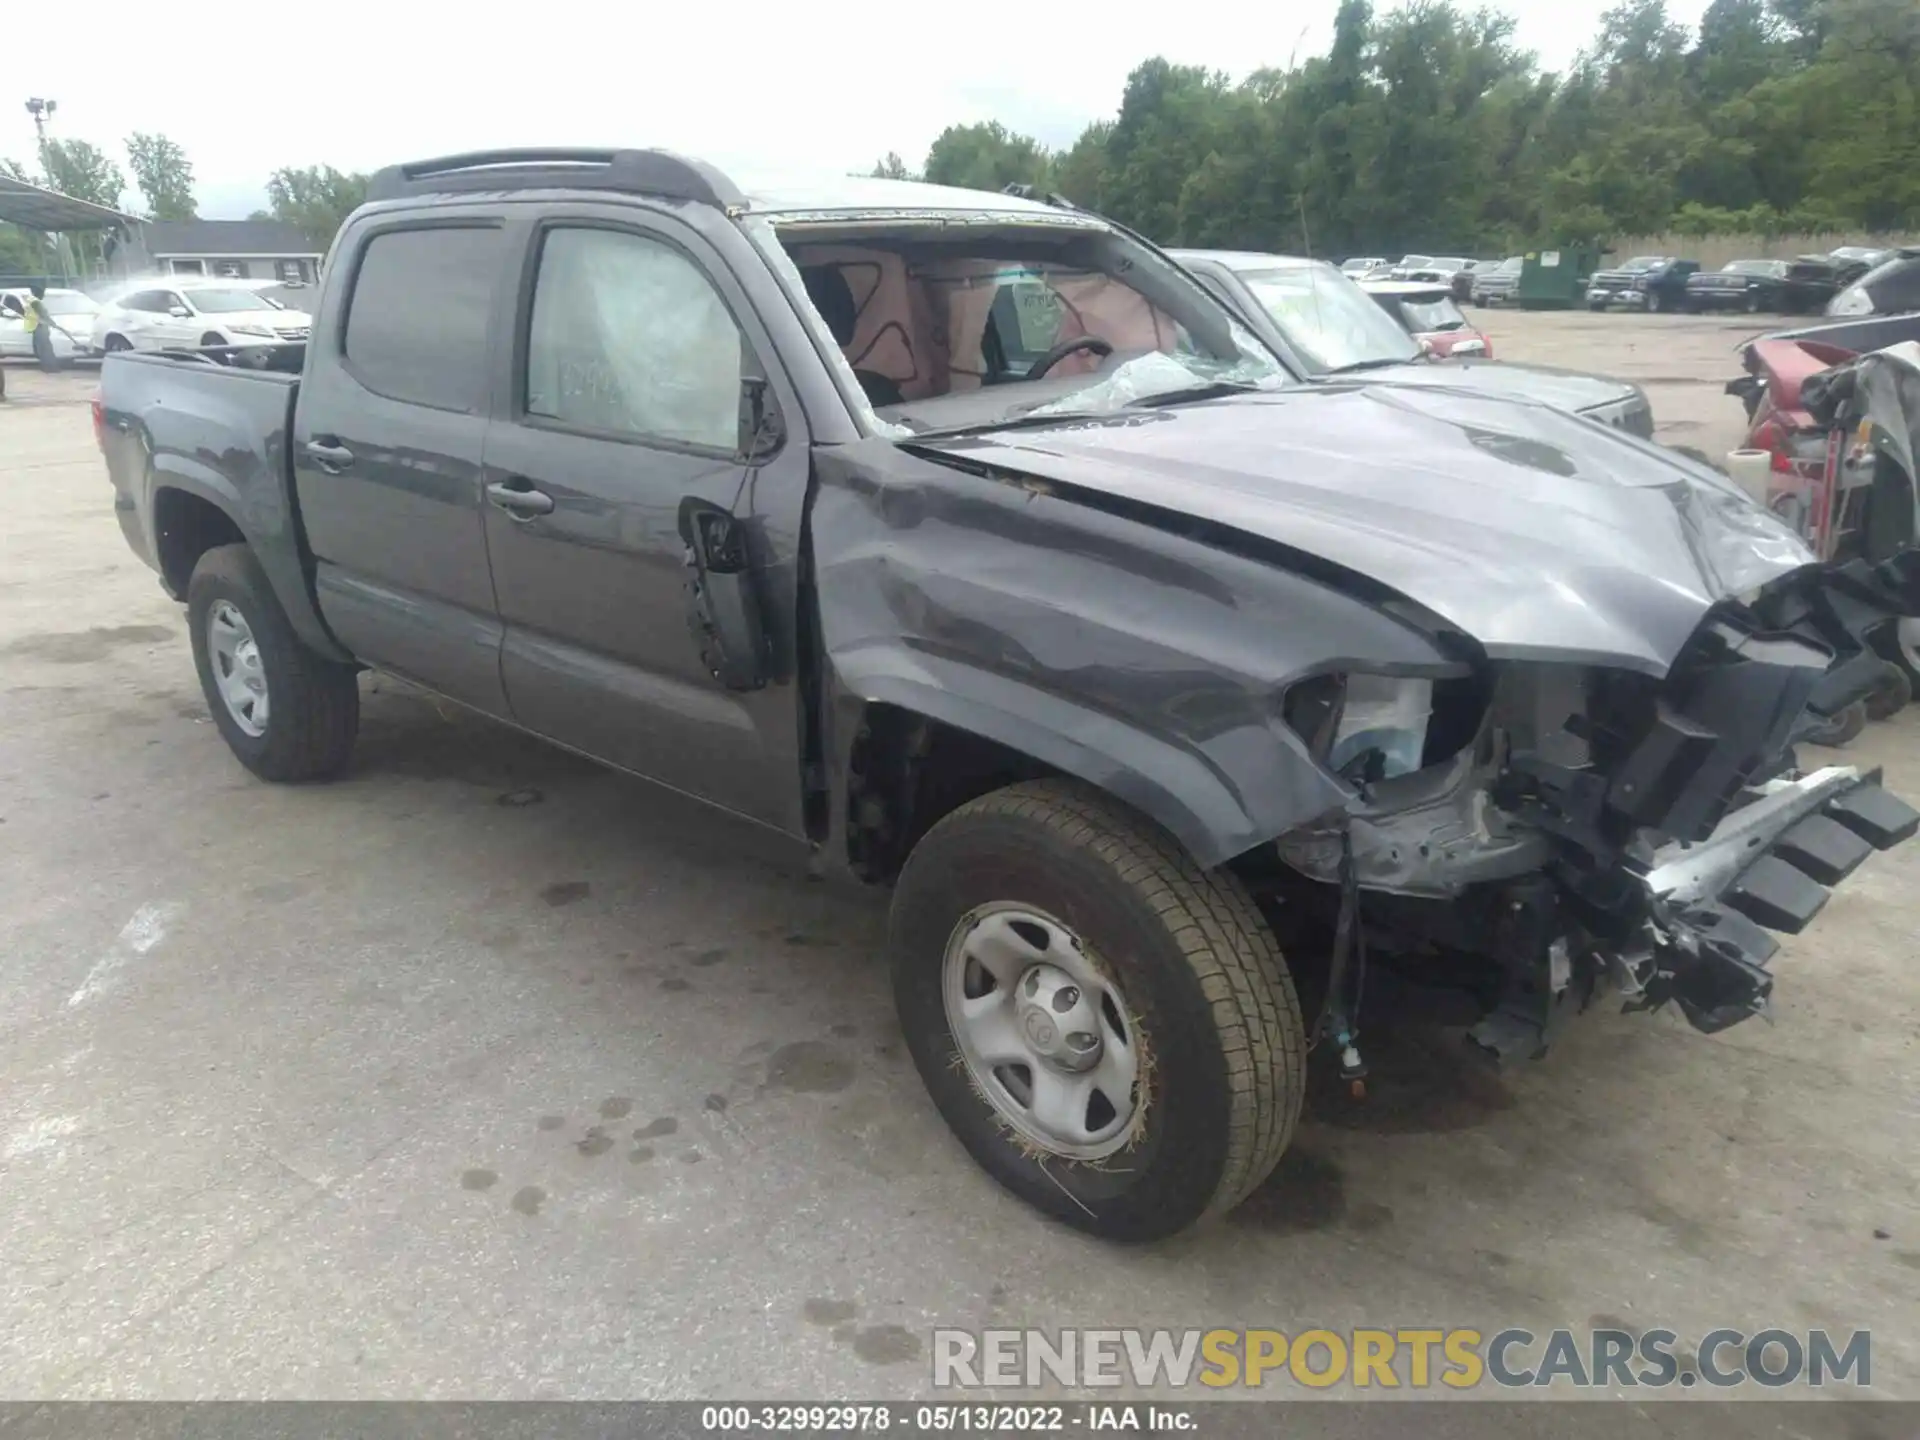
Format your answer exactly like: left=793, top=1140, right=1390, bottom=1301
left=344, top=226, right=503, bottom=411
left=526, top=227, right=745, bottom=450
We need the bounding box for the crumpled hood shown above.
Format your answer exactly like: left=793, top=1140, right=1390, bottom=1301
left=913, top=384, right=1813, bottom=674
left=1341, top=358, right=1636, bottom=413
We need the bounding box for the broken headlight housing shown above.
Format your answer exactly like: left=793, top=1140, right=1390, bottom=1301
left=1285, top=673, right=1436, bottom=783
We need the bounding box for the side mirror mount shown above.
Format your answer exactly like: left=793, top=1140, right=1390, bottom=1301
left=168, top=306, right=191, bottom=319
left=678, top=498, right=770, bottom=692
left=738, top=375, right=785, bottom=461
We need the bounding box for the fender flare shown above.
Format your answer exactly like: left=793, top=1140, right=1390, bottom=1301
left=832, top=650, right=1353, bottom=872
left=147, top=453, right=351, bottom=663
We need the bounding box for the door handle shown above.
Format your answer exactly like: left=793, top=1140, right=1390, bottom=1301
left=304, top=438, right=355, bottom=473
left=486, top=479, right=555, bottom=518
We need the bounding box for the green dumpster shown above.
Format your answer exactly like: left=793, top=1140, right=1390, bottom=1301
left=1516, top=245, right=1608, bottom=310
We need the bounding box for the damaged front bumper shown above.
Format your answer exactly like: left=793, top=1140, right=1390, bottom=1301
left=1632, top=765, right=1918, bottom=1033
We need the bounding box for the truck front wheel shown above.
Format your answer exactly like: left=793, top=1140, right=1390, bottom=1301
left=890, top=780, right=1305, bottom=1241
left=187, top=544, right=359, bottom=781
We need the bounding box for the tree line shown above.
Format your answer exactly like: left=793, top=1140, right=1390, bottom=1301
left=886, top=0, right=1919, bottom=257
left=1, top=130, right=367, bottom=276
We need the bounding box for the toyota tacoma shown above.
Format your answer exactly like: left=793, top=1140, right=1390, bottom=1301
left=97, top=150, right=1920, bottom=1241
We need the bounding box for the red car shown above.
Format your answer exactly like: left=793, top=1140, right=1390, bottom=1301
left=1359, top=280, right=1494, bottom=358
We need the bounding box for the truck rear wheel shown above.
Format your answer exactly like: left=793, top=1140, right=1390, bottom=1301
left=890, top=779, right=1305, bottom=1241
left=187, top=544, right=359, bottom=781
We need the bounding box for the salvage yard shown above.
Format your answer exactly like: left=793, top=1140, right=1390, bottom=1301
left=3, top=306, right=1918, bottom=1404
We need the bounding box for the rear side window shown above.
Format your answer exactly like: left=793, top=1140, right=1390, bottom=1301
left=344, top=225, right=503, bottom=412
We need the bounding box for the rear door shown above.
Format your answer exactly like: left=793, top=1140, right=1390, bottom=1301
left=479, top=205, right=812, bottom=833
left=291, top=214, right=515, bottom=714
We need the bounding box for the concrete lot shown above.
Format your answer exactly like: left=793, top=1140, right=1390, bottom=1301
left=2, top=317, right=1917, bottom=1405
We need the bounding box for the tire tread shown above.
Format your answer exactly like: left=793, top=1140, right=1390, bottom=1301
left=923, top=779, right=1305, bottom=1219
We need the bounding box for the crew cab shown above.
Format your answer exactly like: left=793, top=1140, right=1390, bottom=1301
left=98, top=149, right=1920, bottom=1242
left=1585, top=255, right=1698, bottom=313
left=1687, top=258, right=1840, bottom=315
left=1172, top=249, right=1654, bottom=436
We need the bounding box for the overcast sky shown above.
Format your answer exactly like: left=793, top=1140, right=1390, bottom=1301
left=10, top=0, right=1712, bottom=220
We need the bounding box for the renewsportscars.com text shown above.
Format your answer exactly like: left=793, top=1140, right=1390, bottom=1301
left=932, top=1326, right=1871, bottom=1391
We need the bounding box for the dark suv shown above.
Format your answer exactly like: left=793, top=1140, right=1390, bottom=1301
left=96, top=149, right=1920, bottom=1241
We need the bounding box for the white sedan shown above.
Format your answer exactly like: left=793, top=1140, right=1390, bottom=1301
left=94, top=283, right=311, bottom=353
left=0, top=287, right=101, bottom=358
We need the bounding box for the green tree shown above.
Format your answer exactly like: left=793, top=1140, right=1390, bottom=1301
left=869, top=152, right=912, bottom=180
left=125, top=132, right=197, bottom=220
left=38, top=139, right=125, bottom=210
left=898, top=0, right=1920, bottom=253
left=266, top=165, right=370, bottom=248
left=923, top=122, right=1053, bottom=193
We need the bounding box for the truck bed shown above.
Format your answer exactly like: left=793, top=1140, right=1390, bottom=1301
left=99, top=345, right=343, bottom=660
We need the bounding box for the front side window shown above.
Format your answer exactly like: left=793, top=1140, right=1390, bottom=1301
left=344, top=225, right=504, bottom=412
left=525, top=227, right=747, bottom=451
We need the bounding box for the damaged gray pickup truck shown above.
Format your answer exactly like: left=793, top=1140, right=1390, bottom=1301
left=99, top=151, right=1920, bottom=1241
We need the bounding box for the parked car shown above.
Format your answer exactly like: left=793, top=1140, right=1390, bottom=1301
left=94, top=282, right=312, bottom=353
left=1828, top=246, right=1894, bottom=287
left=1686, top=258, right=1840, bottom=315
left=96, top=149, right=1920, bottom=1242
left=1585, top=255, right=1699, bottom=313
left=1358, top=278, right=1494, bottom=356
left=0, top=287, right=100, bottom=358
left=1452, top=260, right=1502, bottom=303
left=1174, top=249, right=1652, bottom=436
left=1340, top=256, right=1387, bottom=277
left=1470, top=255, right=1524, bottom=306
left=1388, top=253, right=1433, bottom=279
left=1827, top=248, right=1920, bottom=318
left=1402, top=256, right=1472, bottom=293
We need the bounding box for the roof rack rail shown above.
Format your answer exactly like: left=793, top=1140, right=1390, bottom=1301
left=1002, top=182, right=1079, bottom=211
left=365, top=148, right=745, bottom=209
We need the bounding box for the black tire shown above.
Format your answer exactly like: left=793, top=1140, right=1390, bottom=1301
left=1647, top=290, right=1666, bottom=314
left=1865, top=658, right=1912, bottom=722
left=187, top=543, right=359, bottom=781
left=1871, top=619, right=1920, bottom=692
left=1805, top=702, right=1868, bottom=749
left=103, top=334, right=132, bottom=353
left=200, top=332, right=226, bottom=348
left=1745, top=291, right=1765, bottom=314
left=890, top=779, right=1305, bottom=1241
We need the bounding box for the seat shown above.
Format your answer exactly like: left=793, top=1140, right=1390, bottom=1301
left=799, top=265, right=904, bottom=407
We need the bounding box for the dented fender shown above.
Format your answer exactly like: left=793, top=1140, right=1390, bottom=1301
left=809, top=441, right=1465, bottom=868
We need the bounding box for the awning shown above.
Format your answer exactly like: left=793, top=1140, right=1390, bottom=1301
left=0, top=172, right=140, bottom=231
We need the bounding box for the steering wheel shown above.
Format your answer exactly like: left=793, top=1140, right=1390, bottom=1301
left=1025, top=335, right=1114, bottom=381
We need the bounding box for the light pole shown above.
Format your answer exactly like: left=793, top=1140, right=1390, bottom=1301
left=25, top=96, right=57, bottom=146
left=23, top=98, right=79, bottom=280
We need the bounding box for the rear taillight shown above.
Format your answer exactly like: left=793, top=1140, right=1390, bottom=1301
left=91, top=395, right=106, bottom=450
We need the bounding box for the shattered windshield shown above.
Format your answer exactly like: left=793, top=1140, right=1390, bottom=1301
left=1237, top=263, right=1422, bottom=374
left=755, top=214, right=1285, bottom=434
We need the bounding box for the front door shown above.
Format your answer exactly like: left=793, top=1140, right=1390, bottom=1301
left=153, top=290, right=198, bottom=347
left=481, top=212, right=810, bottom=834
left=290, top=218, right=515, bottom=714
